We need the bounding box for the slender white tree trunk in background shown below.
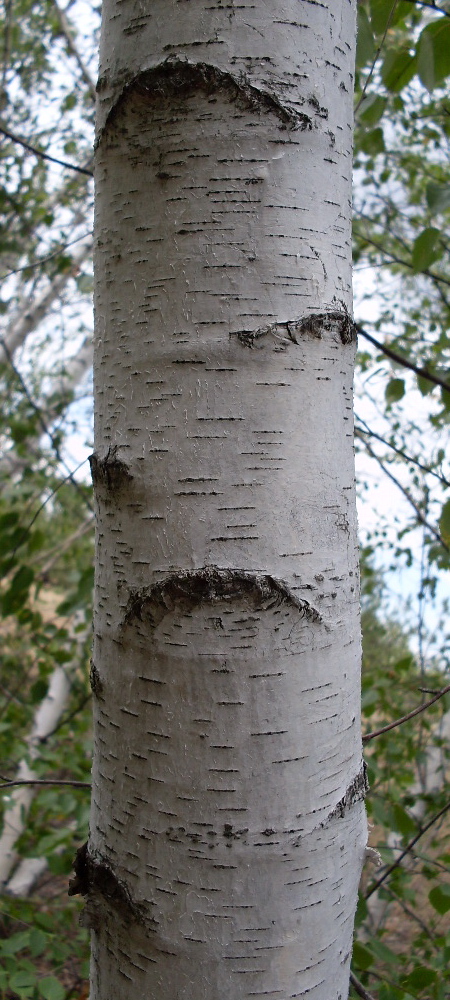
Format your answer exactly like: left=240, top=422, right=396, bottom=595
left=82, top=3, right=367, bottom=998
left=0, top=665, right=74, bottom=887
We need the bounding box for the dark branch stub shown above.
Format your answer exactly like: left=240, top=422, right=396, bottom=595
left=69, top=842, right=152, bottom=928
left=89, top=446, right=133, bottom=495
left=99, top=59, right=313, bottom=137
left=232, top=310, right=356, bottom=349
left=123, top=566, right=322, bottom=631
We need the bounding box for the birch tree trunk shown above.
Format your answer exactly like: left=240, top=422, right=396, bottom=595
left=83, top=3, right=367, bottom=998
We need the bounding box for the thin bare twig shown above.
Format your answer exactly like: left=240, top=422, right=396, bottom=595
left=355, top=422, right=450, bottom=489
left=365, top=799, right=450, bottom=899
left=402, top=0, right=450, bottom=16
left=384, top=884, right=435, bottom=939
left=363, top=684, right=450, bottom=742
left=51, top=0, right=97, bottom=101
left=0, top=337, right=94, bottom=513
left=0, top=775, right=90, bottom=790
left=0, top=232, right=92, bottom=280
left=361, top=437, right=448, bottom=551
left=349, top=972, right=376, bottom=1000
left=356, top=323, right=450, bottom=395
left=355, top=0, right=399, bottom=113
left=0, top=124, right=93, bottom=176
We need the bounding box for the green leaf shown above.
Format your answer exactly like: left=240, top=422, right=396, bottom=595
left=369, top=0, right=411, bottom=35
left=9, top=971, right=36, bottom=999
left=1, top=564, right=34, bottom=616
left=370, top=938, right=400, bottom=966
left=352, top=941, right=374, bottom=971
left=76, top=273, right=93, bottom=294
left=381, top=47, right=417, bottom=92
left=417, top=373, right=435, bottom=397
left=439, top=500, right=450, bottom=544
left=417, top=19, right=450, bottom=92
left=412, top=227, right=441, bottom=272
left=29, top=929, right=48, bottom=958
left=385, top=378, right=405, bottom=404
left=0, top=511, right=20, bottom=530
left=358, top=94, right=387, bottom=127
left=0, top=931, right=31, bottom=955
left=391, top=803, right=416, bottom=838
left=359, top=127, right=385, bottom=155
left=402, top=966, right=437, bottom=990
left=426, top=182, right=450, bottom=214
left=429, top=884, right=450, bottom=914
left=38, top=976, right=65, bottom=1000
left=356, top=7, right=375, bottom=68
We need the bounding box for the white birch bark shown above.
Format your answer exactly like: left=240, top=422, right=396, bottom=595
left=84, top=3, right=367, bottom=998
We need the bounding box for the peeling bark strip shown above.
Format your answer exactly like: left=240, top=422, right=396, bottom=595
left=232, top=310, right=356, bottom=350
left=69, top=841, right=151, bottom=928
left=123, top=566, right=322, bottom=631
left=98, top=59, right=313, bottom=139
left=325, top=762, right=369, bottom=825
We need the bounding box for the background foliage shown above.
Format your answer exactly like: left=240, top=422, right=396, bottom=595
left=0, top=1, right=449, bottom=997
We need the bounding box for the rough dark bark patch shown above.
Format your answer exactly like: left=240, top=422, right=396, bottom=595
left=98, top=58, right=313, bottom=138
left=89, top=661, right=103, bottom=698
left=123, top=566, right=322, bottom=630
left=324, top=762, right=369, bottom=824
left=89, top=446, right=133, bottom=495
left=232, top=310, right=356, bottom=349
left=69, top=842, right=151, bottom=928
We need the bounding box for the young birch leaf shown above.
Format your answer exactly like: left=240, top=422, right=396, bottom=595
left=38, top=977, right=65, bottom=1000
left=369, top=0, right=411, bottom=34
left=439, top=499, right=450, bottom=544
left=411, top=227, right=441, bottom=272
left=356, top=6, right=375, bottom=68
left=417, top=19, right=450, bottom=92
left=417, top=26, right=435, bottom=92
left=385, top=378, right=405, bottom=404
left=358, top=94, right=387, bottom=126
left=381, top=47, right=417, bottom=93
left=428, top=884, right=450, bottom=914
left=426, top=181, right=450, bottom=214
left=352, top=941, right=374, bottom=971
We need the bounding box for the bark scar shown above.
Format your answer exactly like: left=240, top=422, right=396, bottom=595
left=69, top=842, right=152, bottom=929
left=231, top=310, right=356, bottom=350
left=97, top=58, right=313, bottom=141
left=89, top=445, right=133, bottom=495
left=323, top=761, right=369, bottom=825
left=123, top=566, right=323, bottom=630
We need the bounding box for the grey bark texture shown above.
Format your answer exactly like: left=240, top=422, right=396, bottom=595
left=86, top=3, right=367, bottom=998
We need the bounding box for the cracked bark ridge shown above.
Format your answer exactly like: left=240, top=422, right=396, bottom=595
left=69, top=841, right=151, bottom=928
left=324, top=762, right=369, bottom=825
left=98, top=59, right=314, bottom=138
left=232, top=309, right=357, bottom=349
left=89, top=446, right=133, bottom=496
left=123, top=566, right=323, bottom=631
left=89, top=661, right=103, bottom=698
